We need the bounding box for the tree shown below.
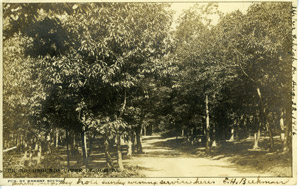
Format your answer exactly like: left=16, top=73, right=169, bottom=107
left=4, top=2, right=173, bottom=170
left=171, top=3, right=236, bottom=151
left=215, top=2, right=294, bottom=151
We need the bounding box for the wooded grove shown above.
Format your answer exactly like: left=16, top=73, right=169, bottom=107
left=2, top=2, right=296, bottom=178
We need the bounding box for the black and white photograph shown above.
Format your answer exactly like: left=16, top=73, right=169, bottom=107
left=0, top=0, right=297, bottom=185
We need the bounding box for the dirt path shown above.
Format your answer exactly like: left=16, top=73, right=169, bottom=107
left=125, top=135, right=271, bottom=177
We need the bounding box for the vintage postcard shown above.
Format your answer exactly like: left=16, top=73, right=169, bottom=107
left=0, top=0, right=297, bottom=186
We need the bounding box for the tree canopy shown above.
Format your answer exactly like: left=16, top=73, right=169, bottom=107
left=3, top=2, right=295, bottom=174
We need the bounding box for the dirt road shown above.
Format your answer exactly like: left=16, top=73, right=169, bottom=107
left=125, top=135, right=271, bottom=177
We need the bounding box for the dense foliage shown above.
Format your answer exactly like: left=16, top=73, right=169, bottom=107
left=3, top=2, right=295, bottom=175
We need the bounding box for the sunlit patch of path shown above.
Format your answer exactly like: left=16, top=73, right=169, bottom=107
left=125, top=135, right=272, bottom=177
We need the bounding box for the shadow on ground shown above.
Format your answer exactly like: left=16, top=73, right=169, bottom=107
left=149, top=135, right=292, bottom=177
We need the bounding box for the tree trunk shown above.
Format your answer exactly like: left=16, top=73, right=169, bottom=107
left=236, top=118, right=240, bottom=140
left=140, top=127, right=143, bottom=143
left=254, top=87, right=263, bottom=150
left=88, top=134, right=96, bottom=157
left=120, top=135, right=125, bottom=145
left=265, top=118, right=274, bottom=151
left=15, top=135, right=19, bottom=153
left=190, top=128, right=195, bottom=144
left=23, top=140, right=28, bottom=158
left=37, top=141, right=42, bottom=164
left=205, top=95, right=211, bottom=152
left=285, top=101, right=293, bottom=152
left=116, top=133, right=124, bottom=171
left=229, top=128, right=234, bottom=141
left=28, top=145, right=33, bottom=166
left=256, top=87, right=274, bottom=151
left=283, top=121, right=290, bottom=152
left=151, top=125, right=153, bottom=135
left=35, top=140, right=39, bottom=151
left=50, top=129, right=54, bottom=146
left=280, top=110, right=289, bottom=152
left=19, top=136, right=23, bottom=153
left=46, top=132, right=51, bottom=154
left=132, top=132, right=136, bottom=153
left=81, top=130, right=88, bottom=168
left=144, top=126, right=147, bottom=136
left=66, top=129, right=70, bottom=168
left=73, top=134, right=76, bottom=146
left=55, top=128, right=59, bottom=148
left=253, top=128, right=261, bottom=149
left=70, top=132, right=74, bottom=152
left=212, top=123, right=217, bottom=147
left=136, top=126, right=143, bottom=153
left=104, top=136, right=114, bottom=169
left=72, top=133, right=78, bottom=153
left=127, top=134, right=133, bottom=156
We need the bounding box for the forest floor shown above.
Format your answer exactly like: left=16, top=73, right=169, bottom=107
left=125, top=134, right=292, bottom=177
left=4, top=134, right=292, bottom=178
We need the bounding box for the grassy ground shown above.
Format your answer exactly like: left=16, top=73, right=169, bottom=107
left=3, top=138, right=142, bottom=178
left=207, top=138, right=293, bottom=177
left=155, top=134, right=292, bottom=177
left=3, top=134, right=292, bottom=178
